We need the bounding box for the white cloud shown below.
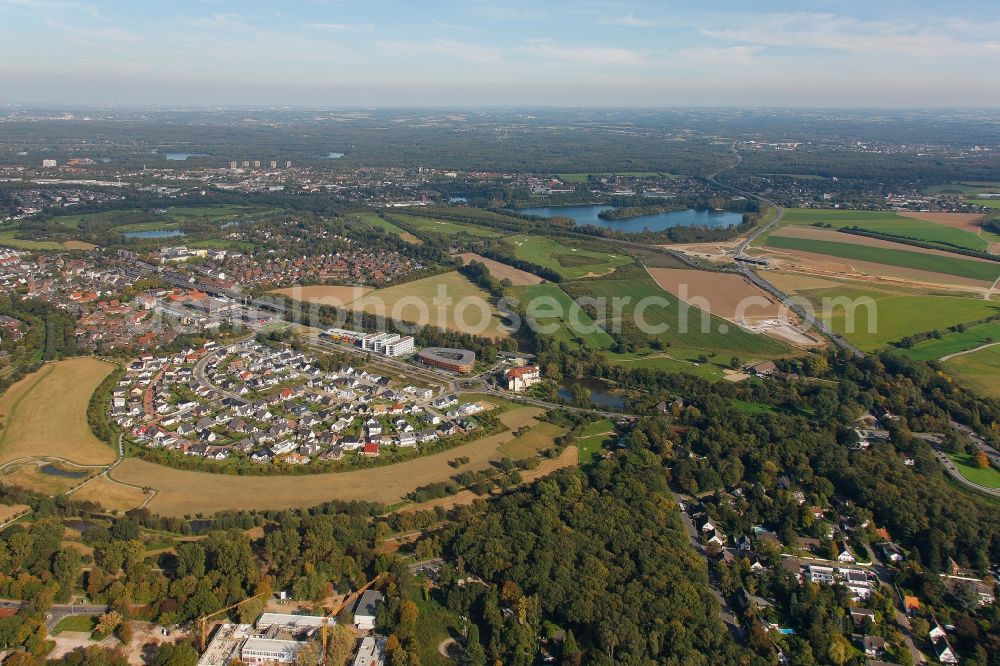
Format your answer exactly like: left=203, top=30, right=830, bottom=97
left=599, top=13, right=657, bottom=28
left=375, top=38, right=504, bottom=64
left=524, top=40, right=646, bottom=65
left=678, top=45, right=760, bottom=66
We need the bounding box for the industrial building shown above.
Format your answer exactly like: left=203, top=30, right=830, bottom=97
left=416, top=347, right=476, bottom=373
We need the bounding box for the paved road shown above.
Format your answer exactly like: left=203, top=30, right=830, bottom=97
left=0, top=599, right=110, bottom=629
left=670, top=492, right=744, bottom=643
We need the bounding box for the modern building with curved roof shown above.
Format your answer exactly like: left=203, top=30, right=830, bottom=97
left=416, top=347, right=476, bottom=373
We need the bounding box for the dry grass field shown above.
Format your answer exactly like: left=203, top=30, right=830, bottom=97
left=346, top=271, right=513, bottom=338
left=763, top=272, right=842, bottom=293
left=71, top=476, right=150, bottom=513
left=646, top=268, right=783, bottom=321
left=110, top=406, right=548, bottom=516
left=1, top=462, right=84, bottom=494
left=398, top=445, right=579, bottom=513
left=455, top=253, right=544, bottom=286
left=0, top=503, right=29, bottom=523
left=771, top=226, right=997, bottom=263
left=271, top=285, right=374, bottom=307
left=498, top=422, right=566, bottom=458
left=61, top=240, right=98, bottom=251
left=0, top=358, right=117, bottom=466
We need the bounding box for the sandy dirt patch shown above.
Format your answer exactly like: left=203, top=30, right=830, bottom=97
left=660, top=240, right=740, bottom=265
left=764, top=272, right=842, bottom=293
left=62, top=240, right=98, bottom=251
left=111, top=407, right=544, bottom=516
left=271, top=285, right=373, bottom=307
left=647, top=268, right=783, bottom=320
left=755, top=247, right=993, bottom=290
left=455, top=253, right=543, bottom=285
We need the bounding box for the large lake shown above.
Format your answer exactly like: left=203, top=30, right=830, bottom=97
left=517, top=204, right=744, bottom=232
left=163, top=152, right=208, bottom=161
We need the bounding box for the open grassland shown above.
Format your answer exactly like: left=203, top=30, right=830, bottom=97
left=924, top=182, right=1000, bottom=196
left=798, top=285, right=999, bottom=351
left=513, top=284, right=614, bottom=349
left=345, top=271, right=512, bottom=338
left=777, top=208, right=989, bottom=251
left=354, top=212, right=421, bottom=244
left=111, top=406, right=557, bottom=516
left=0, top=230, right=71, bottom=250
left=54, top=205, right=268, bottom=229
left=947, top=452, right=1000, bottom=489
left=270, top=285, right=374, bottom=307
left=765, top=235, right=1000, bottom=283
left=943, top=344, right=1000, bottom=399
left=0, top=358, right=116, bottom=466
left=1, top=462, right=84, bottom=495
left=898, top=320, right=1000, bottom=361
left=498, top=422, right=566, bottom=458
left=562, top=278, right=793, bottom=357
left=646, top=268, right=782, bottom=321
left=71, top=476, right=150, bottom=513
left=387, top=213, right=499, bottom=238
left=0, top=503, right=28, bottom=523
left=971, top=199, right=1000, bottom=209
left=455, top=252, right=543, bottom=286
left=507, top=235, right=633, bottom=280
left=577, top=419, right=615, bottom=465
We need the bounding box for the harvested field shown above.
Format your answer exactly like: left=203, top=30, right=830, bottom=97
left=771, top=226, right=996, bottom=263
left=271, top=285, right=374, bottom=307
left=499, top=422, right=565, bottom=458
left=1, top=461, right=84, bottom=495
left=62, top=240, right=98, bottom=251
left=455, top=253, right=543, bottom=286
left=346, top=271, right=512, bottom=338
left=0, top=358, right=117, bottom=466
left=71, top=476, right=150, bottom=513
left=111, top=407, right=546, bottom=516
left=758, top=245, right=996, bottom=289
left=763, top=272, right=842, bottom=293
left=646, top=268, right=782, bottom=321
left=898, top=211, right=985, bottom=231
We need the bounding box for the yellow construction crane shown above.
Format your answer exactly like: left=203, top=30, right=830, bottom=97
left=197, top=590, right=270, bottom=652
left=319, top=574, right=385, bottom=661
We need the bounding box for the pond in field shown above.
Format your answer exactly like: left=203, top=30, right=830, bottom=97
left=558, top=378, right=627, bottom=410
left=40, top=464, right=89, bottom=479
left=123, top=229, right=186, bottom=239
left=163, top=152, right=209, bottom=160
left=517, top=205, right=744, bottom=232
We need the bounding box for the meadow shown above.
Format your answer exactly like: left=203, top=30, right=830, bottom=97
left=797, top=285, right=999, bottom=351
left=498, top=422, right=566, bottom=458
left=971, top=199, right=1000, bottom=209
left=387, top=213, right=499, bottom=238
left=0, top=358, right=117, bottom=466
left=354, top=212, right=421, bottom=244
left=576, top=419, right=615, bottom=465
left=898, top=320, right=1000, bottom=361
left=0, top=230, right=69, bottom=250
left=512, top=283, right=614, bottom=349
left=765, top=235, right=1000, bottom=283
left=947, top=452, right=1000, bottom=489
left=345, top=271, right=512, bottom=338
left=507, top=235, right=633, bottom=280
left=943, top=344, right=1000, bottom=399
left=455, top=252, right=543, bottom=286
left=561, top=278, right=792, bottom=357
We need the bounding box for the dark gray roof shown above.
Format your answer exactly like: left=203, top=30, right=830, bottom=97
left=354, top=590, right=384, bottom=618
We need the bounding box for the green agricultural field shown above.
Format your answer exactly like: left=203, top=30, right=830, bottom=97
left=513, top=284, right=614, bottom=349
left=971, top=199, right=1000, bottom=209
left=353, top=212, right=421, bottom=243
left=507, top=235, right=633, bottom=280
left=186, top=239, right=257, bottom=251
left=561, top=278, right=792, bottom=357
left=765, top=235, right=1000, bottom=282
left=924, top=182, right=1000, bottom=196
left=943, top=344, right=1000, bottom=399
left=898, top=320, right=1000, bottom=361
left=798, top=286, right=1000, bottom=351
left=602, top=352, right=730, bottom=379
left=947, top=452, right=1000, bottom=489
left=387, top=213, right=499, bottom=238
left=776, top=208, right=988, bottom=251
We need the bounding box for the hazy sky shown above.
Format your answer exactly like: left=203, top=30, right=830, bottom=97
left=2, top=0, right=999, bottom=107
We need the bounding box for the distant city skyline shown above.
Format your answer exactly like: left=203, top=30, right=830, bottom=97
left=1, top=0, right=999, bottom=107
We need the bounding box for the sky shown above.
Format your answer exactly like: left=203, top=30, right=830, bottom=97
left=1, top=0, right=999, bottom=107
